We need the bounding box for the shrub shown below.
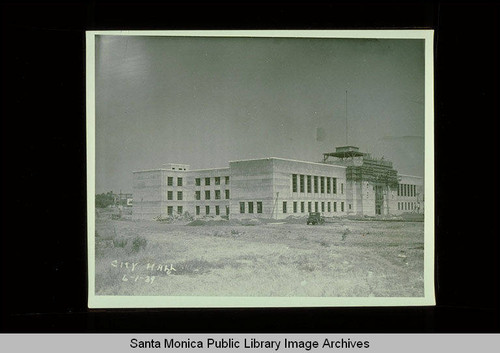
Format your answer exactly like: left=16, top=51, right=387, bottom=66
left=131, top=236, right=147, bottom=253
left=113, top=237, right=128, bottom=248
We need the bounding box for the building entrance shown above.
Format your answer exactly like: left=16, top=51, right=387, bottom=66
left=375, top=185, right=384, bottom=215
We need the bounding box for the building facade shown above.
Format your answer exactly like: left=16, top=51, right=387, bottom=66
left=132, top=147, right=424, bottom=220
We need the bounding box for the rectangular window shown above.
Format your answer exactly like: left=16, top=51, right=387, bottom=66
left=215, top=177, right=220, bottom=185
left=332, top=178, right=337, bottom=194
left=177, top=206, right=183, bottom=214
left=328, top=202, right=331, bottom=212
left=283, top=201, right=287, bottom=214
left=177, top=191, right=183, bottom=200
left=334, top=202, right=337, bottom=212
left=177, top=177, right=182, bottom=186
left=248, top=202, right=254, bottom=214
left=301, top=202, right=305, bottom=213
left=226, top=206, right=230, bottom=215
left=292, top=174, right=297, bottom=192
left=300, top=175, right=305, bottom=193
left=240, top=202, right=245, bottom=213
left=225, top=176, right=230, bottom=184
left=321, top=202, right=325, bottom=212
left=215, top=190, right=221, bottom=200
left=205, top=177, right=210, bottom=186
left=215, top=205, right=220, bottom=215
left=195, top=191, right=201, bottom=200
left=341, top=202, right=344, bottom=212
left=206, top=205, right=210, bottom=215
left=308, top=202, right=312, bottom=212
left=341, top=183, right=344, bottom=194
left=167, top=206, right=173, bottom=215
left=257, top=202, right=262, bottom=213
left=195, top=178, right=201, bottom=186
left=167, top=177, right=173, bottom=186
left=205, top=190, right=210, bottom=200
left=196, top=206, right=200, bottom=215
left=315, top=202, right=318, bottom=212
left=167, top=191, right=173, bottom=200
left=225, top=190, right=230, bottom=199
left=398, top=202, right=400, bottom=210
left=327, top=177, right=331, bottom=193
left=293, top=201, right=297, bottom=213
left=349, top=204, right=352, bottom=210
left=307, top=176, right=312, bottom=193
left=320, top=177, right=325, bottom=193
left=397, top=184, right=400, bottom=196
left=314, top=176, right=318, bottom=193
left=404, top=184, right=407, bottom=197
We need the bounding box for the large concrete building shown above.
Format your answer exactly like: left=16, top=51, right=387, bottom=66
left=132, top=146, right=424, bottom=220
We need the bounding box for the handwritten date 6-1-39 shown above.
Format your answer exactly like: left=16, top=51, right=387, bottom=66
left=122, top=275, right=155, bottom=284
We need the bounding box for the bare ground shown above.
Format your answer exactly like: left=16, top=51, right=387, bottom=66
left=94, top=210, right=424, bottom=297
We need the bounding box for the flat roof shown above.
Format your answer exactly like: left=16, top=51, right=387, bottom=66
left=133, top=167, right=229, bottom=173
left=229, top=156, right=347, bottom=169
left=189, top=167, right=230, bottom=172
left=323, top=151, right=366, bottom=158
left=398, top=174, right=424, bottom=179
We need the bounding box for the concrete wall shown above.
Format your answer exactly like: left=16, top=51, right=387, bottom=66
left=229, top=159, right=275, bottom=219
left=188, top=168, right=230, bottom=217
left=268, top=158, right=347, bottom=219
left=393, top=175, right=424, bottom=214
left=132, top=170, right=165, bottom=220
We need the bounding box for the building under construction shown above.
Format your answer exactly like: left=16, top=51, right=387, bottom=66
left=132, top=146, right=424, bottom=220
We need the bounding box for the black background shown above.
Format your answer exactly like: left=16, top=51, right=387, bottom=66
left=1, top=1, right=498, bottom=332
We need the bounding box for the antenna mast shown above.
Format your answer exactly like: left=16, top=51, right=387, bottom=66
left=345, top=90, right=348, bottom=145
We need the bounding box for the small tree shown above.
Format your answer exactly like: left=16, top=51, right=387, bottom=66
left=95, top=191, right=115, bottom=208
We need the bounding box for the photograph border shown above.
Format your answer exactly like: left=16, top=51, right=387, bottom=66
left=86, top=29, right=435, bottom=308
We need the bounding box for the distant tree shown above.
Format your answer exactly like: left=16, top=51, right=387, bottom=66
left=95, top=191, right=115, bottom=208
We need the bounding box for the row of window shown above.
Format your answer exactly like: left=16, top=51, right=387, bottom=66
left=166, top=176, right=230, bottom=187
left=284, top=200, right=345, bottom=214
left=167, top=191, right=184, bottom=201
left=195, top=176, right=230, bottom=186
left=167, top=177, right=183, bottom=187
left=237, top=200, right=346, bottom=214
left=167, top=205, right=230, bottom=216
left=239, top=201, right=263, bottom=214
left=195, top=190, right=229, bottom=200
left=398, top=201, right=420, bottom=211
left=398, top=183, right=417, bottom=197
left=195, top=205, right=229, bottom=216
left=291, top=174, right=342, bottom=194
left=167, top=206, right=184, bottom=215
left=167, top=190, right=231, bottom=201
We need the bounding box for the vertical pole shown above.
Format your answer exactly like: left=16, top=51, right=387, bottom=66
left=345, top=90, right=348, bottom=145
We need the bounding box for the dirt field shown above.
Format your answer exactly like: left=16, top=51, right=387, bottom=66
left=94, top=210, right=424, bottom=297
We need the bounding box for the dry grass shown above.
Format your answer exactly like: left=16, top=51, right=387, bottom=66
left=94, top=211, right=424, bottom=297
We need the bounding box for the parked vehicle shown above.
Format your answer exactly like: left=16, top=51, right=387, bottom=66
left=306, top=212, right=325, bottom=225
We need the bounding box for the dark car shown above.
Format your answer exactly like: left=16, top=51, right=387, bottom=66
left=306, top=212, right=325, bottom=225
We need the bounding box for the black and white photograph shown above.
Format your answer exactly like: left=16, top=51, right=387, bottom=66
left=87, top=31, right=434, bottom=308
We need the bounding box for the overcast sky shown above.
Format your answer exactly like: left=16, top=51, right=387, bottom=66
left=94, top=35, right=425, bottom=194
